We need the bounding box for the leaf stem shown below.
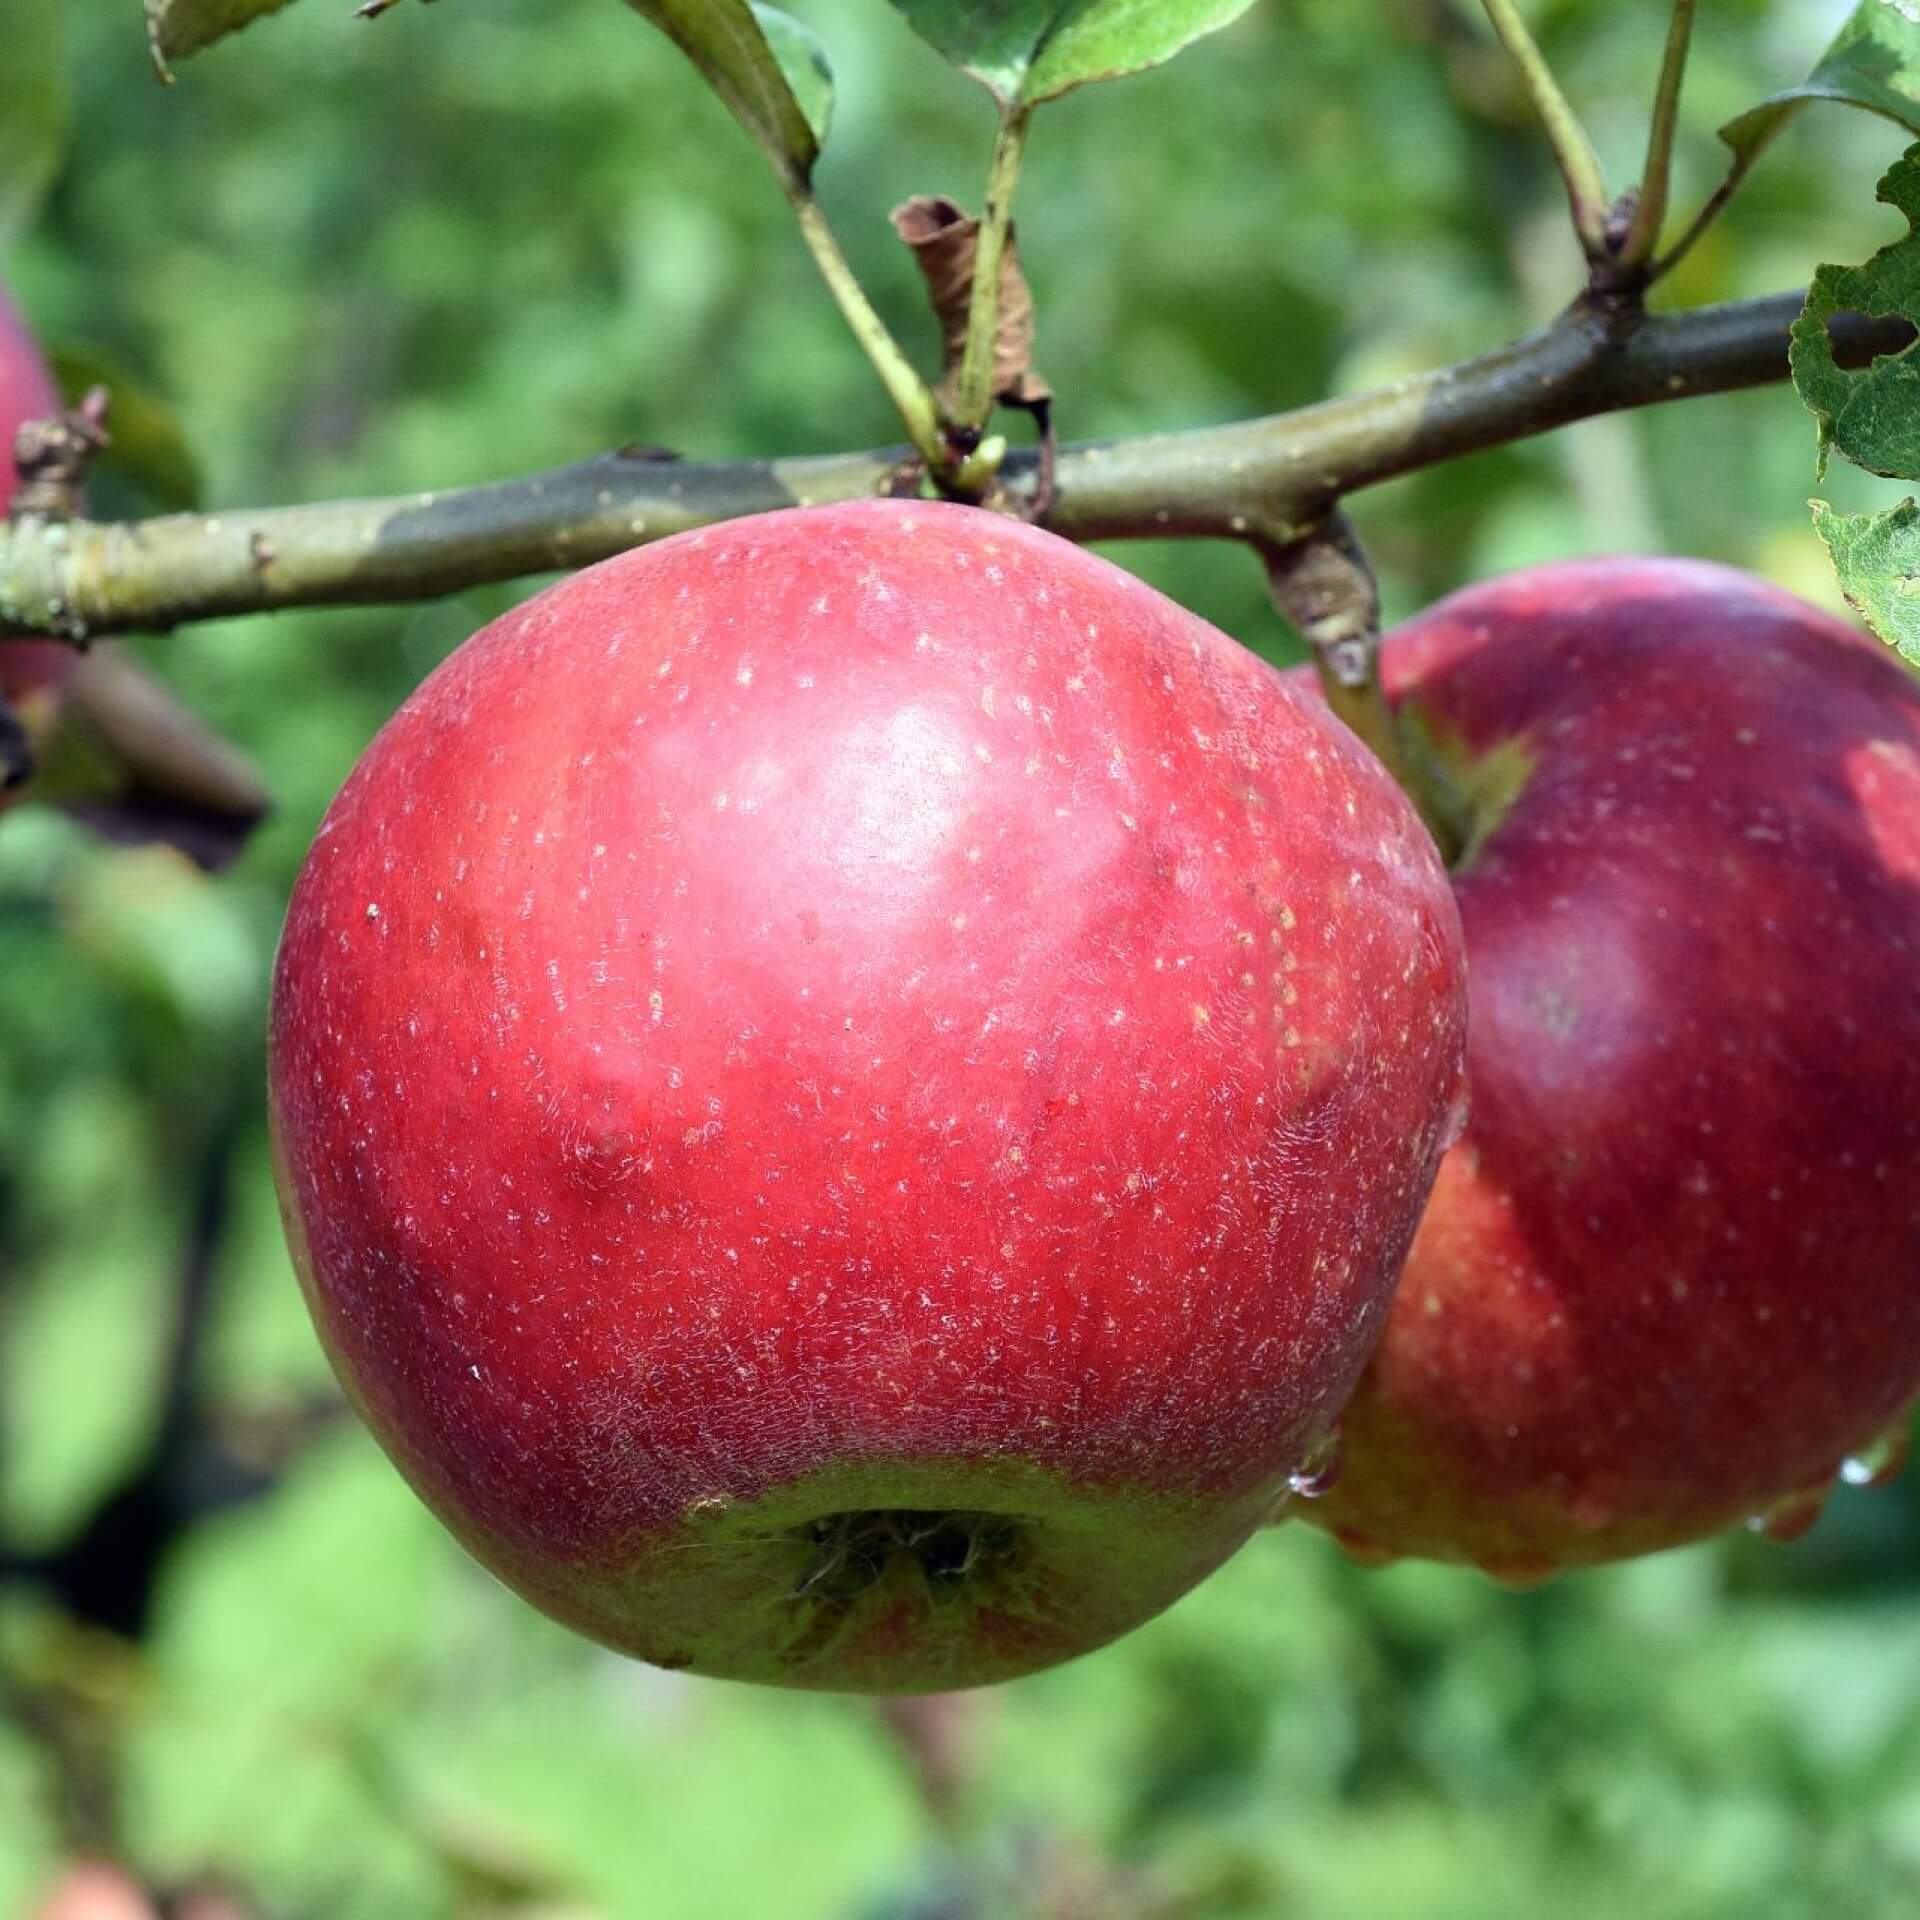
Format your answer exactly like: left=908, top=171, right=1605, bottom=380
left=1480, top=0, right=1611, bottom=257
left=1616, top=0, right=1696, bottom=274
left=781, top=179, right=948, bottom=472
left=954, top=103, right=1034, bottom=430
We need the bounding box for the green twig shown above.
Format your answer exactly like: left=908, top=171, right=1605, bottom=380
left=1480, top=0, right=1611, bottom=257
left=781, top=180, right=947, bottom=473
left=1616, top=0, right=1696, bottom=275
left=954, top=103, right=1034, bottom=431
left=1649, top=159, right=1747, bottom=286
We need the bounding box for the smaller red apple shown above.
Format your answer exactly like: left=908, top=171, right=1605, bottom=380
left=1295, top=557, right=1920, bottom=1579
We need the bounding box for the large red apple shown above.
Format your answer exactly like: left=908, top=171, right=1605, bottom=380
left=1, top=283, right=77, bottom=780
left=1298, top=557, right=1920, bottom=1580
left=269, top=499, right=1468, bottom=1690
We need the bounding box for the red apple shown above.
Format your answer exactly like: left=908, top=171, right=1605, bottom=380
left=269, top=499, right=1468, bottom=1690
left=1, top=283, right=77, bottom=779
left=1297, top=557, right=1920, bottom=1580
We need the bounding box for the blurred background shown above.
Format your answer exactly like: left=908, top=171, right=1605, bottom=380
left=4, top=0, right=1920, bottom=1914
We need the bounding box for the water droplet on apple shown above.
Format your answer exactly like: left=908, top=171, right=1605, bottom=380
left=1287, top=1428, right=1345, bottom=1500
left=1840, top=1418, right=1913, bottom=1490
left=1746, top=1486, right=1829, bottom=1544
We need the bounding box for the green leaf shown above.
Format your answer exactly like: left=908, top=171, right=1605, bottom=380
left=884, top=0, right=1256, bottom=108
left=0, top=0, right=68, bottom=247
left=750, top=5, right=834, bottom=148
left=621, top=0, right=828, bottom=184
left=1715, top=1, right=1920, bottom=208
left=145, top=0, right=300, bottom=71
left=1811, top=496, right=1920, bottom=666
left=50, top=344, right=204, bottom=512
left=1790, top=144, right=1920, bottom=481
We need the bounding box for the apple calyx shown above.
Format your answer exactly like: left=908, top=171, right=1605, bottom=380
left=795, top=1508, right=1023, bottom=1600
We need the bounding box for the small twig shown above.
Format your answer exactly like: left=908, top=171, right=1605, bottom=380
left=1650, top=164, right=1744, bottom=287
left=1264, top=512, right=1380, bottom=688
left=11, top=389, right=111, bottom=520
left=1614, top=0, right=1696, bottom=278
left=1019, top=394, right=1056, bottom=523
left=1480, top=0, right=1611, bottom=257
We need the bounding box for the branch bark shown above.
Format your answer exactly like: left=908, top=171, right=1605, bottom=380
left=0, top=292, right=1905, bottom=639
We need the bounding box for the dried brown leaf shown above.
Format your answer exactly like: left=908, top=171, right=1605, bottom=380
left=890, top=195, right=1049, bottom=414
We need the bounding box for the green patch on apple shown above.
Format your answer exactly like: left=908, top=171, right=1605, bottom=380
left=1395, top=703, right=1539, bottom=874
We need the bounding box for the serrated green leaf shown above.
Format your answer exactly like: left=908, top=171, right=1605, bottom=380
left=622, top=0, right=825, bottom=183
left=0, top=0, right=68, bottom=247
left=1714, top=1, right=1920, bottom=212
left=750, top=5, right=833, bottom=148
left=1811, top=496, right=1920, bottom=665
left=886, top=0, right=1255, bottom=108
left=146, top=0, right=300, bottom=70
left=1791, top=145, right=1920, bottom=481
left=51, top=344, right=204, bottom=512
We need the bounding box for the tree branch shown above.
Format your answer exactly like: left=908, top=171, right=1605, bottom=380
left=0, top=292, right=1906, bottom=640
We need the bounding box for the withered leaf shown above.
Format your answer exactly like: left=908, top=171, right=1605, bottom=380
left=891, top=195, right=1050, bottom=416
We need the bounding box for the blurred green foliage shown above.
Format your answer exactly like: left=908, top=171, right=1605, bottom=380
left=3, top=1, right=1920, bottom=1915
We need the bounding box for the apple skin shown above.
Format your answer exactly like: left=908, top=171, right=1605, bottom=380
left=0, top=283, right=76, bottom=763
left=1295, top=557, right=1920, bottom=1580
left=269, top=499, right=1468, bottom=1691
